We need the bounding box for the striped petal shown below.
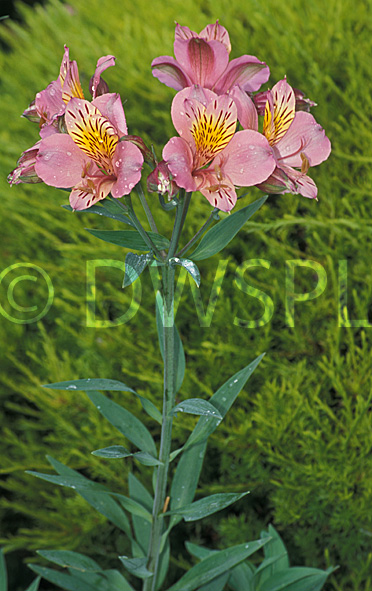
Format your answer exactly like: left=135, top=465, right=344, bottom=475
left=263, top=78, right=296, bottom=146
left=65, top=98, right=118, bottom=172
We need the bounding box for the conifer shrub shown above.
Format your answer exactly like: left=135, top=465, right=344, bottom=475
left=1, top=0, right=372, bottom=589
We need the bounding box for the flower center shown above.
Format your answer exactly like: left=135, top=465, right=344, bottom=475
left=190, top=99, right=236, bottom=168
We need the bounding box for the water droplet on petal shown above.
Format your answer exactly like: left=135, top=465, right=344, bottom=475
left=67, top=151, right=72, bottom=157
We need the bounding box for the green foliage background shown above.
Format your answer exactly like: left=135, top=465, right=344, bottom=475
left=1, top=0, right=372, bottom=589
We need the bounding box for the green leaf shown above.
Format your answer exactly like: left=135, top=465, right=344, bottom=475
left=86, top=390, right=157, bottom=455
left=228, top=562, right=255, bottom=591
left=86, top=229, right=169, bottom=251
left=254, top=525, right=289, bottom=587
left=172, top=399, right=222, bottom=419
left=183, top=545, right=230, bottom=591
left=26, top=470, right=107, bottom=492
left=62, top=201, right=134, bottom=226
left=166, top=491, right=249, bottom=522
left=197, top=572, right=230, bottom=591
left=45, top=456, right=132, bottom=536
left=119, top=557, right=153, bottom=579
left=27, top=565, right=93, bottom=591
left=99, top=570, right=135, bottom=591
left=170, top=258, right=201, bottom=287
left=111, top=493, right=152, bottom=522
left=124, top=253, right=153, bottom=287
left=170, top=355, right=264, bottom=526
left=190, top=196, right=268, bottom=261
left=166, top=540, right=269, bottom=591
left=91, top=446, right=162, bottom=466
left=128, top=473, right=153, bottom=556
left=43, top=379, right=162, bottom=424
left=0, top=550, right=7, bottom=591
left=258, top=567, right=335, bottom=591
left=43, top=378, right=136, bottom=392
left=155, top=291, right=185, bottom=393
left=24, top=577, right=41, bottom=591
left=37, top=550, right=100, bottom=572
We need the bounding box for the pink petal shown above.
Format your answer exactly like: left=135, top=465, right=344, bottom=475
left=93, top=93, right=128, bottom=137
left=162, top=137, right=196, bottom=192
left=280, top=165, right=318, bottom=198
left=171, top=86, right=214, bottom=144
left=199, top=21, right=231, bottom=53
left=275, top=111, right=331, bottom=168
left=196, top=169, right=237, bottom=211
left=175, top=23, right=197, bottom=41
left=35, top=134, right=89, bottom=188
left=111, top=142, right=144, bottom=198
left=34, top=81, right=64, bottom=123
left=69, top=177, right=113, bottom=211
left=229, top=86, right=258, bottom=131
left=214, top=55, right=270, bottom=94
left=263, top=78, right=296, bottom=146
left=174, top=38, right=229, bottom=89
left=220, top=130, right=276, bottom=186
left=90, top=54, right=116, bottom=99
left=151, top=56, right=192, bottom=91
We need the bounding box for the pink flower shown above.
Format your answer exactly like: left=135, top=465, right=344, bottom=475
left=152, top=21, right=269, bottom=95
left=147, top=161, right=180, bottom=200
left=162, top=86, right=276, bottom=212
left=23, top=46, right=115, bottom=138
left=35, top=95, right=143, bottom=210
left=236, top=79, right=331, bottom=198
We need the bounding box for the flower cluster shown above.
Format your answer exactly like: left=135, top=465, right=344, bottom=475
left=9, top=21, right=331, bottom=213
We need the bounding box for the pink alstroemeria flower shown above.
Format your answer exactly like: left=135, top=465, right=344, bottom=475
left=152, top=21, right=269, bottom=95
left=162, top=86, right=276, bottom=212
left=23, top=46, right=115, bottom=138
left=35, top=95, right=143, bottom=210
left=234, top=79, right=331, bottom=198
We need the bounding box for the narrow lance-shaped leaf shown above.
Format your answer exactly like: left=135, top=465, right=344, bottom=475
left=170, top=355, right=264, bottom=527
left=259, top=566, right=336, bottom=591
left=43, top=379, right=162, bottom=424
left=86, top=229, right=169, bottom=251
left=170, top=257, right=201, bottom=287
left=166, top=539, right=269, bottom=591
left=27, top=565, right=93, bottom=591
left=172, top=399, right=222, bottom=418
left=190, top=196, right=268, bottom=261
left=62, top=201, right=135, bottom=226
left=92, top=446, right=162, bottom=466
left=165, top=491, right=249, bottom=522
left=40, top=456, right=132, bottom=536
left=86, top=390, right=157, bottom=455
left=36, top=551, right=100, bottom=573
left=24, top=577, right=41, bottom=591
left=128, top=473, right=153, bottom=556
left=123, top=253, right=153, bottom=287
left=119, top=557, right=152, bottom=580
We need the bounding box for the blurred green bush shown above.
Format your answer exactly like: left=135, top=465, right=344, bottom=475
left=1, top=0, right=372, bottom=589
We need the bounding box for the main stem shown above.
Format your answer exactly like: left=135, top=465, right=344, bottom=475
left=144, top=264, right=176, bottom=591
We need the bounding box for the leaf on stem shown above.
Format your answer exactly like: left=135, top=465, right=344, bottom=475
left=128, top=473, right=153, bottom=557
left=172, top=399, right=222, bottom=419
left=86, top=229, right=169, bottom=251
left=91, top=446, right=162, bottom=466
left=123, top=253, right=153, bottom=287
left=169, top=355, right=265, bottom=526
left=189, top=196, right=268, bottom=261
left=258, top=566, right=336, bottom=591
left=25, top=577, right=41, bottom=591
left=165, top=539, right=269, bottom=591
left=62, top=200, right=134, bottom=225
left=119, top=557, right=153, bottom=579
left=36, top=551, right=100, bottom=573
left=27, top=565, right=94, bottom=591
left=43, top=379, right=162, bottom=424
left=169, top=257, right=201, bottom=287
left=86, top=390, right=157, bottom=455
left=165, top=491, right=249, bottom=521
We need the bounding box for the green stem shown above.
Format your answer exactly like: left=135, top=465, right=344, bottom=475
left=176, top=208, right=218, bottom=258
left=136, top=183, right=160, bottom=235
left=123, top=196, right=164, bottom=260
left=143, top=264, right=176, bottom=591
left=167, top=191, right=192, bottom=260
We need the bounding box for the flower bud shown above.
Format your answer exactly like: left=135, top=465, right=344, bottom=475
left=7, top=142, right=42, bottom=186
left=147, top=161, right=179, bottom=199
left=120, top=135, right=156, bottom=167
